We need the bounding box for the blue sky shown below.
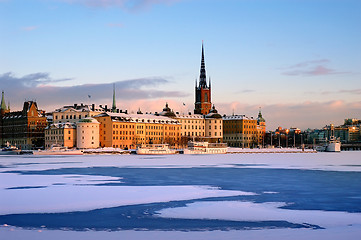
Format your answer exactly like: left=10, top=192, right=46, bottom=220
left=1, top=0, right=360, bottom=129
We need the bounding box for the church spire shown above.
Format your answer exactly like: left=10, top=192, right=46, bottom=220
left=111, top=84, right=116, bottom=113
left=1, top=91, right=7, bottom=111
left=199, top=42, right=207, bottom=88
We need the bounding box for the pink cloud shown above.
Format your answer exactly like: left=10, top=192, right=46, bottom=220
left=22, top=26, right=38, bottom=31
left=60, top=0, right=180, bottom=10
left=282, top=59, right=349, bottom=76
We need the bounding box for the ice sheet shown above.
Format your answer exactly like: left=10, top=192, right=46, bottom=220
left=1, top=226, right=361, bottom=240
left=1, top=151, right=361, bottom=173
left=0, top=185, right=255, bottom=215
left=157, top=201, right=361, bottom=228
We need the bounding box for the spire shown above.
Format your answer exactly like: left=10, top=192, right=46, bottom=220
left=199, top=42, right=207, bottom=88
left=112, top=84, right=116, bottom=113
left=1, top=91, right=7, bottom=111
left=257, top=107, right=265, bottom=123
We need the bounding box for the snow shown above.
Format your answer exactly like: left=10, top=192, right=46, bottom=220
left=0, top=151, right=360, bottom=172
left=156, top=201, right=361, bottom=228
left=1, top=152, right=361, bottom=240
left=1, top=226, right=361, bottom=240
left=0, top=183, right=254, bottom=215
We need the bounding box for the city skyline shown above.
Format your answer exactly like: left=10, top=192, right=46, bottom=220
left=1, top=0, right=361, bottom=130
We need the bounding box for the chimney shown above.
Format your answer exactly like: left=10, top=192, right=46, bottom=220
left=92, top=104, right=95, bottom=111
left=74, top=103, right=77, bottom=108
left=105, top=105, right=108, bottom=111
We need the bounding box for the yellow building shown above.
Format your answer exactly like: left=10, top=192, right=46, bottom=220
left=45, top=123, right=76, bottom=149
left=53, top=103, right=104, bottom=124
left=94, top=112, right=180, bottom=149
left=205, top=106, right=223, bottom=143
left=94, top=113, right=135, bottom=149
left=223, top=115, right=258, bottom=148
left=256, top=108, right=266, bottom=147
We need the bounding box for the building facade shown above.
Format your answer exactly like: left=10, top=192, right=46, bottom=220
left=52, top=103, right=104, bottom=124
left=1, top=101, right=47, bottom=149
left=45, top=123, right=77, bottom=149
left=76, top=118, right=100, bottom=149
left=256, top=108, right=266, bottom=147
left=223, top=115, right=258, bottom=148
left=205, top=106, right=223, bottom=143
left=94, top=112, right=181, bottom=149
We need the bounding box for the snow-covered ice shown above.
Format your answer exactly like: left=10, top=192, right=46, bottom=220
left=1, top=151, right=361, bottom=240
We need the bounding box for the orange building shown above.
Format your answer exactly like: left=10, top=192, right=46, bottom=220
left=94, top=113, right=136, bottom=149
left=94, top=112, right=181, bottom=149
left=45, top=123, right=76, bottom=149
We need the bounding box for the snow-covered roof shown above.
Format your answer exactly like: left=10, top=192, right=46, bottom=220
left=94, top=112, right=180, bottom=125
left=46, top=122, right=76, bottom=129
left=175, top=114, right=204, bottom=119
left=223, top=115, right=255, bottom=121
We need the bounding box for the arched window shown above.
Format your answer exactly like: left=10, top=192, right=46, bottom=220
left=204, top=93, right=208, bottom=102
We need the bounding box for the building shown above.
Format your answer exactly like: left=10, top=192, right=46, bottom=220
left=256, top=108, right=266, bottom=147
left=194, top=43, right=212, bottom=115
left=95, top=113, right=135, bottom=149
left=94, top=112, right=181, bottom=149
left=1, top=101, right=47, bottom=149
left=77, top=117, right=100, bottom=149
left=223, top=115, right=258, bottom=148
left=205, top=105, right=223, bottom=143
left=0, top=91, right=10, bottom=146
left=45, top=122, right=77, bottom=149
left=52, top=103, right=104, bottom=124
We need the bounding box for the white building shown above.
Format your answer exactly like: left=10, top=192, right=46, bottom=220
left=76, top=117, right=100, bottom=149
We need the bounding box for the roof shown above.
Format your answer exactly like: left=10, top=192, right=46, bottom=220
left=78, top=117, right=100, bottom=124
left=223, top=115, right=255, bottom=121
left=46, top=122, right=76, bottom=130
left=94, top=112, right=180, bottom=125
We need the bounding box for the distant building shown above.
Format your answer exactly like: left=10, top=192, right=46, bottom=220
left=1, top=101, right=47, bottom=149
left=94, top=112, right=181, bottom=149
left=194, top=43, right=212, bottom=115
left=205, top=105, right=223, bottom=143
left=52, top=103, right=104, bottom=124
left=0, top=91, right=10, bottom=146
left=223, top=115, right=258, bottom=148
left=77, top=117, right=100, bottom=149
left=256, top=108, right=266, bottom=146
left=45, top=122, right=77, bottom=149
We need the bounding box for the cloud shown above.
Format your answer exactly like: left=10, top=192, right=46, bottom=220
left=320, top=89, right=361, bottom=95
left=287, top=59, right=330, bottom=69
left=22, top=26, right=38, bottom=31
left=282, top=59, right=349, bottom=76
left=0, top=72, right=188, bottom=112
left=59, top=0, right=180, bottom=11
left=0, top=72, right=72, bottom=88
left=216, top=100, right=361, bottom=130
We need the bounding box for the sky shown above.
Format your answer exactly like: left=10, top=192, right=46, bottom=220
left=1, top=0, right=360, bottom=130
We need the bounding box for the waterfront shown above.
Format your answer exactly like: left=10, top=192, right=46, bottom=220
left=1, top=152, right=361, bottom=239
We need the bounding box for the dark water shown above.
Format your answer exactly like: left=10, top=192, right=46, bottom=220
left=1, top=165, right=361, bottom=231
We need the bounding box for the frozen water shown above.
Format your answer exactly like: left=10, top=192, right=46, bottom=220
left=1, top=152, right=361, bottom=239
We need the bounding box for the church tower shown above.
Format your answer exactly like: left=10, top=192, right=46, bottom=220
left=111, top=84, right=117, bottom=113
left=194, top=43, right=212, bottom=115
